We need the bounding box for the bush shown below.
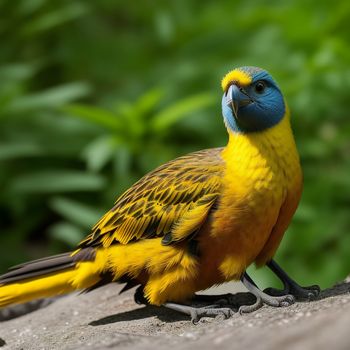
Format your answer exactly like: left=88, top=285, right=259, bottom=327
left=0, top=0, right=349, bottom=288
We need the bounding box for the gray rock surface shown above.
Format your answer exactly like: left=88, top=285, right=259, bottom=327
left=0, top=279, right=349, bottom=350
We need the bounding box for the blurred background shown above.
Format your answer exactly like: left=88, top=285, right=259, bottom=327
left=0, top=0, right=349, bottom=290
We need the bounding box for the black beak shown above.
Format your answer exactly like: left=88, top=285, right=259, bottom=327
left=226, top=84, right=252, bottom=117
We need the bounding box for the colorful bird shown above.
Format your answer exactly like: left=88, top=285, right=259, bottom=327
left=0, top=66, right=319, bottom=322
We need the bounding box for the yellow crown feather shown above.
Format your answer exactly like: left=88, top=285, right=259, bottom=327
left=221, top=69, right=252, bottom=91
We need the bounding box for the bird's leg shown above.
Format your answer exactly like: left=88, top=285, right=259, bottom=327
left=163, top=302, right=234, bottom=324
left=239, top=272, right=295, bottom=314
left=133, top=285, right=149, bottom=305
left=263, top=260, right=320, bottom=301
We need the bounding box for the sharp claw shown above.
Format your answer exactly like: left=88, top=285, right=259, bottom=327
left=217, top=308, right=233, bottom=319
left=215, top=309, right=233, bottom=320
left=281, top=301, right=289, bottom=307
left=276, top=295, right=294, bottom=307
left=238, top=306, right=246, bottom=315
left=191, top=318, right=199, bottom=325
left=239, top=297, right=263, bottom=314
left=191, top=311, right=200, bottom=324
left=308, top=293, right=315, bottom=301
left=308, top=285, right=321, bottom=297
left=226, top=309, right=234, bottom=318
left=286, top=295, right=296, bottom=304
left=305, top=286, right=321, bottom=299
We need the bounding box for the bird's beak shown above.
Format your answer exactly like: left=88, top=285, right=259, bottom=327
left=226, top=84, right=252, bottom=118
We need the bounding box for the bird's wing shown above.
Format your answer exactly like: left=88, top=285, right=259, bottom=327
left=78, top=148, right=224, bottom=248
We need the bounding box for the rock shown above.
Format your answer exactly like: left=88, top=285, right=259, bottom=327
left=0, top=279, right=349, bottom=350
left=0, top=298, right=57, bottom=322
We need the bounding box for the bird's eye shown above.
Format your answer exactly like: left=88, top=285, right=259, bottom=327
left=254, top=81, right=266, bottom=94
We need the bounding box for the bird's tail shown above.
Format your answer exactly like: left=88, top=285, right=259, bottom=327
left=0, top=248, right=105, bottom=308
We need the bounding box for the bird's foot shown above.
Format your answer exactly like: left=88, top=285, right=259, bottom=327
left=238, top=293, right=294, bottom=314
left=239, top=296, right=263, bottom=314
left=163, top=302, right=235, bottom=324
left=240, top=272, right=295, bottom=314
left=266, top=260, right=320, bottom=301
left=264, top=283, right=320, bottom=301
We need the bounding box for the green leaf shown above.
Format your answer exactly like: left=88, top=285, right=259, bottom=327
left=0, top=63, right=39, bottom=82
left=6, top=82, right=91, bottom=113
left=10, top=171, right=106, bottom=193
left=49, top=222, right=85, bottom=246
left=0, top=143, right=43, bottom=160
left=112, top=145, right=132, bottom=176
left=22, top=3, right=89, bottom=35
left=49, top=196, right=101, bottom=228
left=152, top=92, right=215, bottom=131
left=82, top=136, right=115, bottom=172
left=63, top=104, right=121, bottom=130
left=134, top=88, right=164, bottom=119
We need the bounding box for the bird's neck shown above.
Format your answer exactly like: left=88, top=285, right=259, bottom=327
left=222, top=114, right=302, bottom=192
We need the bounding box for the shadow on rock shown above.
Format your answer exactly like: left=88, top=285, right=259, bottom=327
left=319, top=281, right=350, bottom=300
left=0, top=297, right=59, bottom=322
left=89, top=292, right=257, bottom=326
left=88, top=282, right=350, bottom=326
left=89, top=305, right=189, bottom=325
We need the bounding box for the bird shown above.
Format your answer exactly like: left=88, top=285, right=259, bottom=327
left=0, top=66, right=320, bottom=322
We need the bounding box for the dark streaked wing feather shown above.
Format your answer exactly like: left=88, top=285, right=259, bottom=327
left=79, top=148, right=224, bottom=248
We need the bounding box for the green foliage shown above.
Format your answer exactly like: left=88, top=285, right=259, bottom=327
left=0, top=0, right=349, bottom=288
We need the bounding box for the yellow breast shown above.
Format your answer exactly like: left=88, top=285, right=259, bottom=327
left=205, top=110, right=302, bottom=280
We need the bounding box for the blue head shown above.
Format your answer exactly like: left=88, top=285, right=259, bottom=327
left=221, top=67, right=285, bottom=133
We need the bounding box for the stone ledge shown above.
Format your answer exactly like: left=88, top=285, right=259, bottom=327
left=0, top=279, right=349, bottom=350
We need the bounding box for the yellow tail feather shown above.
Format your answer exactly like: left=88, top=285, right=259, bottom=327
left=0, top=260, right=101, bottom=308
